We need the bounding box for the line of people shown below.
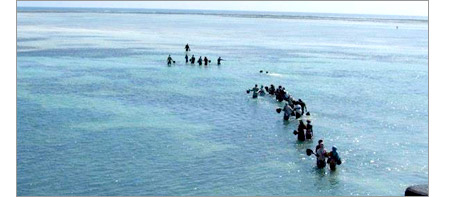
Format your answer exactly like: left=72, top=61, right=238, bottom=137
left=246, top=83, right=342, bottom=171
left=167, top=43, right=225, bottom=66
left=168, top=54, right=224, bottom=66
left=185, top=54, right=224, bottom=66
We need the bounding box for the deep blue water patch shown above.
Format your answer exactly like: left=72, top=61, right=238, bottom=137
left=17, top=46, right=38, bottom=50
left=17, top=37, right=48, bottom=42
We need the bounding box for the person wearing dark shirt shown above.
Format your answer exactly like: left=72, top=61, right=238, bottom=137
left=190, top=55, right=195, bottom=64
left=306, top=120, right=313, bottom=139
left=197, top=56, right=203, bottom=65
left=204, top=56, right=208, bottom=66
left=293, top=120, right=307, bottom=141
left=217, top=57, right=224, bottom=65
left=185, top=43, right=190, bottom=52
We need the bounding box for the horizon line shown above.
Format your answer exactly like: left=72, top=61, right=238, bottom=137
left=17, top=6, right=428, bottom=18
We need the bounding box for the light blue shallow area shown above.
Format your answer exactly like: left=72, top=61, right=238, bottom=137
left=17, top=8, right=428, bottom=196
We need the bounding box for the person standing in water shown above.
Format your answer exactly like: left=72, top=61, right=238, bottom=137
left=282, top=103, right=293, bottom=120
left=167, top=55, right=174, bottom=65
left=316, top=143, right=328, bottom=169
left=298, top=99, right=306, bottom=115
left=287, top=95, right=294, bottom=108
left=280, top=88, right=287, bottom=101
left=185, top=54, right=189, bottom=63
left=275, top=86, right=283, bottom=102
left=197, top=56, right=203, bottom=65
left=315, top=140, right=323, bottom=152
left=294, top=119, right=306, bottom=141
left=268, top=84, right=275, bottom=95
left=190, top=55, right=196, bottom=64
left=259, top=85, right=266, bottom=96
left=293, top=102, right=302, bottom=119
left=247, top=84, right=259, bottom=99
left=217, top=57, right=223, bottom=65
left=204, top=56, right=208, bottom=66
left=185, top=43, right=190, bottom=52
left=306, top=120, right=313, bottom=140
left=327, top=146, right=342, bottom=171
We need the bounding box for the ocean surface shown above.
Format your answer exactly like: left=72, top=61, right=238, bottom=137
left=17, top=7, right=428, bottom=196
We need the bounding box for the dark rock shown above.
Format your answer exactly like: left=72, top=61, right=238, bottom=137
left=405, top=184, right=428, bottom=196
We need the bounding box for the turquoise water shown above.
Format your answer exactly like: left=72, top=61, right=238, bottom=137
left=17, top=7, right=428, bottom=196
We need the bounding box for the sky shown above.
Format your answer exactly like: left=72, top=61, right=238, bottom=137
left=17, top=1, right=428, bottom=16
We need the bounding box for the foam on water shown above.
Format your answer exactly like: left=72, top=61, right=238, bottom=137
left=17, top=7, right=427, bottom=196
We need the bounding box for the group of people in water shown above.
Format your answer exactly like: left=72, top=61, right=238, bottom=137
left=167, top=44, right=224, bottom=66
left=246, top=83, right=342, bottom=170
left=313, top=140, right=342, bottom=170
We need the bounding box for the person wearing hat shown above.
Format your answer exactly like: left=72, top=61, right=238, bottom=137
left=327, top=146, right=342, bottom=171
left=306, top=120, right=313, bottom=140
left=293, top=119, right=307, bottom=141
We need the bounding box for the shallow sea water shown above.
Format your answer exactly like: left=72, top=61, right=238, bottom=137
left=17, top=8, right=428, bottom=196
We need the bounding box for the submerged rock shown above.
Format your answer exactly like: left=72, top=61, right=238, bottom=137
left=405, top=184, right=428, bottom=196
